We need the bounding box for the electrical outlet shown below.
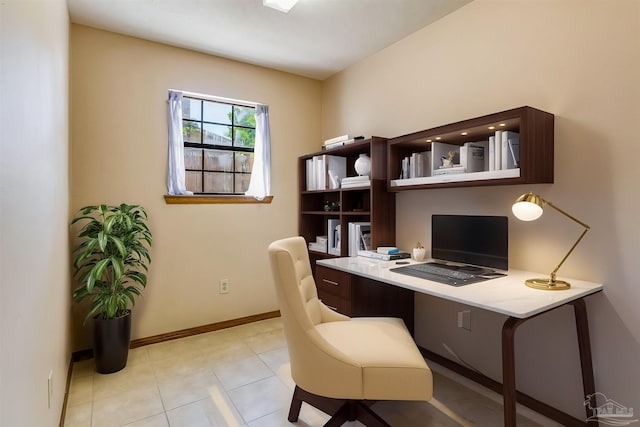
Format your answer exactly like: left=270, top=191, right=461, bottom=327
left=48, top=370, right=53, bottom=408
left=457, top=310, right=471, bottom=331
left=219, top=279, right=230, bottom=294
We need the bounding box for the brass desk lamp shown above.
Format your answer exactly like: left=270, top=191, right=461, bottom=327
left=511, top=192, right=590, bottom=290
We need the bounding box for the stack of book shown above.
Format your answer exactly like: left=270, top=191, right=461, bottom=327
left=305, top=155, right=346, bottom=190
left=322, top=134, right=364, bottom=150
left=358, top=246, right=411, bottom=260
left=341, top=175, right=370, bottom=188
left=308, top=235, right=328, bottom=253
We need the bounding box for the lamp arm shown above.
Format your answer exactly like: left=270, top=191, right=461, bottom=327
left=550, top=227, right=589, bottom=281
left=543, top=199, right=591, bottom=281
left=544, top=199, right=590, bottom=229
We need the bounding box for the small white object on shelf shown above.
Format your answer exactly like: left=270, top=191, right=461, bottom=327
left=354, top=154, right=371, bottom=176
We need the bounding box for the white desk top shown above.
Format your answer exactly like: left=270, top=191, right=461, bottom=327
left=316, top=258, right=603, bottom=319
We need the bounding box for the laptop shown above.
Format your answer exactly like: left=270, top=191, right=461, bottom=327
left=391, top=215, right=508, bottom=286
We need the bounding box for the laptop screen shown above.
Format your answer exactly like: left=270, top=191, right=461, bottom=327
left=431, top=215, right=508, bottom=270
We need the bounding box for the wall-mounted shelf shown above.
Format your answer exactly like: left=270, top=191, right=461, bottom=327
left=387, top=106, right=554, bottom=191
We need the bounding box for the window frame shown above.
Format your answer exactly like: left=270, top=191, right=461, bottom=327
left=182, top=95, right=256, bottom=196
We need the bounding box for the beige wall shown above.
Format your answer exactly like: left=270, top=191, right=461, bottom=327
left=0, top=0, right=71, bottom=425
left=322, top=0, right=639, bottom=419
left=70, top=25, right=322, bottom=349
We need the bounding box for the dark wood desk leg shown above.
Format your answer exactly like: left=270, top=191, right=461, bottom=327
left=569, top=299, right=598, bottom=426
left=502, top=317, right=527, bottom=427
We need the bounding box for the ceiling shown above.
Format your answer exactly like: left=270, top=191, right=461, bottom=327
left=67, top=0, right=473, bottom=80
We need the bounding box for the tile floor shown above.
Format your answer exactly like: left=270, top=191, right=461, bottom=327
left=63, top=317, right=561, bottom=427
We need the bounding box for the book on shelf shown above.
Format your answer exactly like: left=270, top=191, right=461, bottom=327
left=341, top=175, right=369, bottom=183
left=460, top=141, right=486, bottom=173
left=322, top=135, right=364, bottom=150
left=377, top=246, right=399, bottom=254
left=501, top=131, right=520, bottom=169
left=306, top=154, right=346, bottom=191
left=341, top=181, right=370, bottom=188
left=360, top=228, right=371, bottom=251
left=357, top=250, right=410, bottom=261
left=348, top=222, right=370, bottom=256
left=488, top=136, right=496, bottom=171
left=341, top=175, right=370, bottom=188
left=433, top=165, right=466, bottom=176
left=308, top=237, right=328, bottom=253
left=324, top=134, right=353, bottom=145
left=327, top=219, right=340, bottom=256
left=494, top=130, right=502, bottom=170
left=323, top=140, right=352, bottom=150
left=400, top=151, right=431, bottom=179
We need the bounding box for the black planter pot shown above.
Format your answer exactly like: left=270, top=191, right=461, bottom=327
left=93, top=310, right=132, bottom=374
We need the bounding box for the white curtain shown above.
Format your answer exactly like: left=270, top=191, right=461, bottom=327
left=167, top=90, right=193, bottom=195
left=245, top=104, right=271, bottom=200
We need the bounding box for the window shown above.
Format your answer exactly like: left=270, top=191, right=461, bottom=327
left=182, top=96, right=256, bottom=195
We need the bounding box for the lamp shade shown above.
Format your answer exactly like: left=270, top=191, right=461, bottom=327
left=510, top=191, right=590, bottom=290
left=512, top=192, right=544, bottom=221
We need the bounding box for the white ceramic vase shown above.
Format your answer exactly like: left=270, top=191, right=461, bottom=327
left=412, top=247, right=427, bottom=262
left=354, top=154, right=371, bottom=176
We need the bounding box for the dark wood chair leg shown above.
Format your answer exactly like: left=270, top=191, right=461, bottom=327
left=324, top=401, right=390, bottom=427
left=288, top=386, right=304, bottom=422
left=355, top=402, right=391, bottom=427
left=290, top=385, right=391, bottom=427
left=323, top=402, right=351, bottom=427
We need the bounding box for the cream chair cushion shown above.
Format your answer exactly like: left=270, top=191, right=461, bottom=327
left=316, top=317, right=432, bottom=401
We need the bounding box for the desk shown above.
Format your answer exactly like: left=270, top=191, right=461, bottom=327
left=317, top=257, right=603, bottom=427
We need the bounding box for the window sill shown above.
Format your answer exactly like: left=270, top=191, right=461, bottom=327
left=164, top=195, right=273, bottom=205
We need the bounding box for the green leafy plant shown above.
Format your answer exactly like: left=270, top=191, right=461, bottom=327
left=71, top=204, right=152, bottom=323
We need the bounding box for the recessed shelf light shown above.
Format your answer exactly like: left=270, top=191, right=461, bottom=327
left=499, top=123, right=506, bottom=127
left=488, top=126, right=495, bottom=130
left=461, top=132, right=468, bottom=136
left=426, top=139, right=432, bottom=143
left=436, top=137, right=442, bottom=140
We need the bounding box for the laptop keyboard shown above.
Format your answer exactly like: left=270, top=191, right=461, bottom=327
left=390, top=262, right=496, bottom=286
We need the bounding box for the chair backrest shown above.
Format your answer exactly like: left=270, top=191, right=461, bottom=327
left=268, top=237, right=361, bottom=396
left=268, top=236, right=323, bottom=330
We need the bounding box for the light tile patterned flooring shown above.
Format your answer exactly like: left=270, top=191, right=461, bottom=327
left=63, top=317, right=560, bottom=427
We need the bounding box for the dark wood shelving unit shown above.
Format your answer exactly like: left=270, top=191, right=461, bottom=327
left=298, top=137, right=395, bottom=276
left=299, top=107, right=555, bottom=318
left=387, top=106, right=554, bottom=190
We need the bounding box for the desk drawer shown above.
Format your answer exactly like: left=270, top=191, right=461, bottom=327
left=318, top=292, right=352, bottom=316
left=315, top=265, right=351, bottom=299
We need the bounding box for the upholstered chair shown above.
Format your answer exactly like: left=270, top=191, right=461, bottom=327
left=268, top=236, right=432, bottom=427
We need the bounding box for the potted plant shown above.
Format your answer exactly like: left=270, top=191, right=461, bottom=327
left=70, top=204, right=152, bottom=374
